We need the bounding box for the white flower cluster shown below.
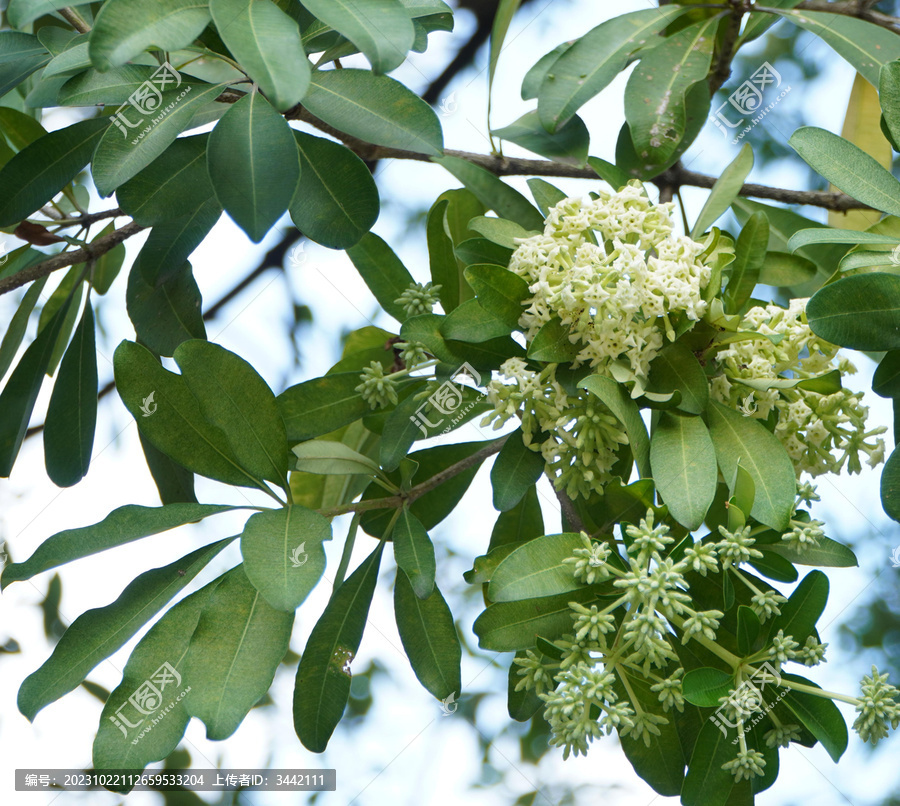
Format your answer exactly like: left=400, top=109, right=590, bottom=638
left=508, top=185, right=713, bottom=380
left=481, top=358, right=627, bottom=499
left=710, top=299, right=886, bottom=476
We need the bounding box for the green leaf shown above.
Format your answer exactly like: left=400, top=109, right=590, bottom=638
left=527, top=316, right=579, bottom=363
left=464, top=264, right=529, bottom=329
left=748, top=551, right=799, bottom=583
left=135, top=197, right=222, bottom=286
left=90, top=224, right=127, bottom=294
left=490, top=485, right=543, bottom=550
left=0, top=277, right=46, bottom=380
left=175, top=340, right=289, bottom=484
left=488, top=533, right=584, bottom=603
left=787, top=229, right=898, bottom=251
left=394, top=570, right=461, bottom=700
left=300, top=0, right=413, bottom=73
left=737, top=605, right=761, bottom=656
left=491, top=428, right=545, bottom=512
left=780, top=672, right=848, bottom=762
left=2, top=503, right=235, bottom=589
left=682, top=666, right=735, bottom=708
left=587, top=156, right=631, bottom=191
left=536, top=7, right=688, bottom=132
left=125, top=260, right=206, bottom=357
left=0, top=118, right=107, bottom=228
left=624, top=17, right=717, bottom=166
left=467, top=216, right=534, bottom=250
left=41, top=36, right=91, bottom=80
left=43, top=302, right=97, bottom=488
left=646, top=341, right=708, bottom=415
left=293, top=439, right=381, bottom=476
left=681, top=712, right=741, bottom=806
left=724, top=212, right=768, bottom=314
left=8, top=0, right=96, bottom=28
left=92, top=81, right=225, bottom=196
left=761, top=536, right=857, bottom=568
left=489, top=0, right=521, bottom=95
left=874, top=351, right=900, bottom=398
left=692, top=144, right=753, bottom=237
left=473, top=588, right=597, bottom=651
left=527, top=177, right=567, bottom=216
left=455, top=237, right=512, bottom=268
left=114, top=340, right=261, bottom=488
left=579, top=374, right=651, bottom=478
left=881, top=61, right=900, bottom=150
left=92, top=579, right=216, bottom=778
left=207, top=92, right=299, bottom=243
left=790, top=126, right=900, bottom=217
left=433, top=155, right=544, bottom=231
left=289, top=132, right=379, bottom=249
left=426, top=199, right=465, bottom=312
left=293, top=541, right=384, bottom=752
left=278, top=372, right=371, bottom=443
left=0, top=296, right=73, bottom=477
left=758, top=251, right=817, bottom=286
left=0, top=107, right=47, bottom=154
left=90, top=0, right=211, bottom=70
left=393, top=508, right=436, bottom=599
left=787, top=10, right=900, bottom=88
left=17, top=537, right=232, bottom=721
left=507, top=650, right=543, bottom=721
left=440, top=298, right=512, bottom=343
left=210, top=0, right=309, bottom=109
left=117, top=134, right=215, bottom=227
left=0, top=32, right=50, bottom=97
left=768, top=570, right=828, bottom=645
left=492, top=110, right=589, bottom=165
left=650, top=412, right=717, bottom=531
left=58, top=64, right=184, bottom=106
left=706, top=401, right=795, bottom=531
left=521, top=41, right=572, bottom=100
left=183, top=564, right=294, bottom=739
left=346, top=232, right=417, bottom=322
left=303, top=69, right=442, bottom=156
left=806, top=273, right=900, bottom=350
left=240, top=505, right=332, bottom=611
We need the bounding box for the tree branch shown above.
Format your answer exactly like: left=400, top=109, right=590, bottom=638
left=318, top=436, right=508, bottom=519
left=0, top=221, right=146, bottom=296
left=791, top=1, right=900, bottom=32
left=709, top=1, right=745, bottom=95
left=58, top=6, right=91, bottom=33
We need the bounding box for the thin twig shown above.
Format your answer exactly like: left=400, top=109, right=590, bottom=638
left=58, top=6, right=91, bottom=32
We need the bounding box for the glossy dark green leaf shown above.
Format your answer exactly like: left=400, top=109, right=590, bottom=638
left=183, top=564, right=294, bottom=739
left=440, top=298, right=512, bottom=343
left=303, top=69, right=442, bottom=156
left=706, top=401, right=795, bottom=531
left=490, top=485, right=543, bottom=550
left=240, top=505, right=331, bottom=611
left=0, top=32, right=50, bottom=97
left=293, top=541, right=384, bottom=752
left=346, top=232, right=416, bottom=321
left=736, top=605, right=761, bottom=656
left=464, top=264, right=529, bottom=329
left=521, top=41, right=571, bottom=100
left=18, top=537, right=232, bottom=721
left=650, top=412, right=717, bottom=531
left=787, top=229, right=897, bottom=251
left=507, top=650, right=543, bottom=721
left=90, top=0, right=211, bottom=69
left=780, top=672, right=848, bottom=762
left=0, top=118, right=107, bottom=228
left=682, top=667, right=736, bottom=708
left=43, top=302, right=97, bottom=488
left=211, top=0, right=310, bottom=109
left=207, top=92, right=299, bottom=243
left=807, top=273, right=900, bottom=350
left=646, top=341, right=708, bottom=415
left=433, top=156, right=544, bottom=231
left=92, top=81, right=225, bottom=197
left=624, top=17, right=716, bottom=166
left=1, top=502, right=236, bottom=589
left=0, top=277, right=46, bottom=380
left=587, top=156, right=631, bottom=191
left=126, top=260, right=206, bottom=357
left=117, top=134, right=215, bottom=226
left=488, top=533, right=584, bottom=602
left=278, top=372, right=372, bottom=443
left=89, top=224, right=127, bottom=295
left=139, top=431, right=197, bottom=505
left=681, top=714, right=740, bottom=806
left=473, top=588, right=597, bottom=651
left=393, top=508, right=436, bottom=599
left=536, top=7, right=687, bottom=132
left=114, top=340, right=259, bottom=487
left=490, top=428, right=544, bottom=512
left=455, top=237, right=512, bottom=268
left=394, top=570, right=460, bottom=699
left=724, top=212, right=768, bottom=314
left=758, top=251, right=817, bottom=287
left=748, top=550, right=799, bottom=582
left=175, top=339, right=289, bottom=484
left=0, top=296, right=72, bottom=477
left=527, top=316, right=579, bottom=363
left=580, top=374, right=651, bottom=478
left=761, top=536, right=857, bottom=568
left=874, top=351, right=900, bottom=398
left=881, top=61, right=900, bottom=149
left=426, top=198, right=464, bottom=312
left=527, top=177, right=567, bottom=215
left=492, top=110, right=589, bottom=165
left=768, top=570, right=828, bottom=645
left=289, top=132, right=379, bottom=249
left=790, top=126, right=900, bottom=216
